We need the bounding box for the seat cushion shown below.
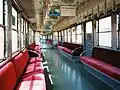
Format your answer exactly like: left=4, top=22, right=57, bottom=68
left=1, top=62, right=17, bottom=90
left=57, top=46, right=64, bottom=50
left=22, top=62, right=44, bottom=79
left=22, top=73, right=45, bottom=81
left=63, top=47, right=72, bottom=55
left=16, top=80, right=46, bottom=90
left=80, top=56, right=120, bottom=80
left=29, top=57, right=42, bottom=64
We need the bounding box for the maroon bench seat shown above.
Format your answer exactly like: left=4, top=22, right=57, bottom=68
left=80, top=56, right=120, bottom=80
left=62, top=47, right=73, bottom=55
left=57, top=46, right=64, bottom=50
left=47, top=39, right=52, bottom=45
left=0, top=45, right=46, bottom=90
left=57, top=42, right=83, bottom=56
left=80, top=47, right=120, bottom=81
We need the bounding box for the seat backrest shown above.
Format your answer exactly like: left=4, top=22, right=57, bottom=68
left=22, top=49, right=30, bottom=62
left=12, top=51, right=28, bottom=80
left=0, top=62, right=17, bottom=90
left=63, top=42, right=81, bottom=50
left=0, top=70, right=4, bottom=90
left=92, top=47, right=120, bottom=68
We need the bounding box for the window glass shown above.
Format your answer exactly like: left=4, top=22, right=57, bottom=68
left=12, top=30, right=17, bottom=52
left=76, top=25, right=82, bottom=34
left=99, top=32, right=111, bottom=47
left=21, top=18, right=23, bottom=32
left=117, top=15, right=119, bottom=31
left=64, top=30, right=67, bottom=36
left=117, top=14, right=120, bottom=49
left=68, top=35, right=70, bottom=42
left=68, top=29, right=71, bottom=42
left=59, top=32, right=61, bottom=41
left=5, top=0, right=8, bottom=26
left=98, top=16, right=112, bottom=47
left=0, top=27, right=4, bottom=58
left=35, top=32, right=40, bottom=43
left=65, top=36, right=67, bottom=42
left=62, top=31, right=64, bottom=36
left=0, top=0, right=3, bottom=24
left=86, top=21, right=92, bottom=33
left=99, top=16, right=111, bottom=32
left=72, top=35, right=76, bottom=43
left=76, top=25, right=82, bottom=44
left=12, top=7, right=17, bottom=29
left=53, top=32, right=58, bottom=40
left=21, top=33, right=24, bottom=47
left=76, top=35, right=82, bottom=44
left=68, top=29, right=71, bottom=36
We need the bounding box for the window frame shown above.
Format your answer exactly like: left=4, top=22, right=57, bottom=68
left=96, top=16, right=112, bottom=48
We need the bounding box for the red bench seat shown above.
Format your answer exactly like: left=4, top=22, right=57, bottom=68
left=0, top=44, right=46, bottom=90
left=80, top=56, right=120, bottom=80
left=80, top=47, right=120, bottom=81
left=57, top=42, right=83, bottom=56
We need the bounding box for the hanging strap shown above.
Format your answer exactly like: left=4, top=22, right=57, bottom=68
left=97, top=4, right=100, bottom=17
left=112, top=0, right=117, bottom=12
left=104, top=1, right=108, bottom=14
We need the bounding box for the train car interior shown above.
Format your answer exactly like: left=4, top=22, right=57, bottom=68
left=0, top=0, right=120, bottom=90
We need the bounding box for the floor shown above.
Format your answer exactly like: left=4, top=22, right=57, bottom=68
left=40, top=42, right=114, bottom=90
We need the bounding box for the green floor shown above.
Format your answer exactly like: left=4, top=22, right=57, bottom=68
left=41, top=42, right=114, bottom=90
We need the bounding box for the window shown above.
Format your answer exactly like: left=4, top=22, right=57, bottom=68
left=29, top=27, right=33, bottom=44
left=12, top=15, right=15, bottom=26
left=68, top=29, right=71, bottom=42
left=98, top=16, right=112, bottom=47
left=12, top=30, right=17, bottom=52
left=61, top=30, right=64, bottom=41
left=21, top=18, right=24, bottom=47
left=4, top=0, right=8, bottom=57
left=64, top=30, right=67, bottom=42
left=12, top=7, right=17, bottom=29
left=86, top=21, right=92, bottom=33
left=35, top=32, right=40, bottom=43
left=76, top=25, right=82, bottom=44
left=12, top=7, right=18, bottom=52
left=53, top=32, right=57, bottom=40
left=0, top=0, right=4, bottom=59
left=0, top=27, right=4, bottom=59
left=117, top=14, right=120, bottom=49
left=72, top=27, right=76, bottom=43
left=0, top=0, right=3, bottom=24
left=48, top=34, right=52, bottom=40
left=59, top=32, right=61, bottom=41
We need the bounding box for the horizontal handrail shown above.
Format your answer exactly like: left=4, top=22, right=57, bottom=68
left=72, top=46, right=82, bottom=52
left=80, top=49, right=92, bottom=57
